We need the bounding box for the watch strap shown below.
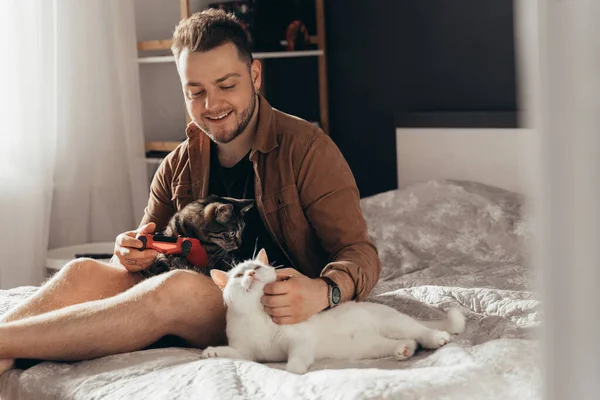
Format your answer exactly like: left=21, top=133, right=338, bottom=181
left=319, top=276, right=340, bottom=307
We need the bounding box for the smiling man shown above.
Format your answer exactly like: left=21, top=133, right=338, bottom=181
left=0, top=9, right=380, bottom=373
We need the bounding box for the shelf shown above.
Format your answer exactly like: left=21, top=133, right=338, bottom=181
left=138, top=50, right=324, bottom=64
left=137, top=40, right=173, bottom=51
left=145, top=141, right=181, bottom=152
left=136, top=36, right=319, bottom=51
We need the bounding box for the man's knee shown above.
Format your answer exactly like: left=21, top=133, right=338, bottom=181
left=58, top=258, right=132, bottom=286
left=150, top=270, right=222, bottom=309
left=147, top=270, right=226, bottom=339
left=60, top=258, right=108, bottom=278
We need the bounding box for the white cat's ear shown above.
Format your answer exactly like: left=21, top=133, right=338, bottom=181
left=257, top=248, right=269, bottom=265
left=210, top=269, right=229, bottom=289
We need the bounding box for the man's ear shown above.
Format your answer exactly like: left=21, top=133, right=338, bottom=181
left=251, top=59, right=262, bottom=93
left=210, top=269, right=229, bottom=290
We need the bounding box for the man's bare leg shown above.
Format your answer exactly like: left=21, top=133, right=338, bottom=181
left=0, top=269, right=225, bottom=361
left=0, top=258, right=142, bottom=323
left=0, top=258, right=142, bottom=373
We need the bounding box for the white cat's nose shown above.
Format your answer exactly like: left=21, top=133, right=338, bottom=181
left=248, top=271, right=255, bottom=277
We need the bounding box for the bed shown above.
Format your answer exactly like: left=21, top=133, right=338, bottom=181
left=0, top=180, right=541, bottom=399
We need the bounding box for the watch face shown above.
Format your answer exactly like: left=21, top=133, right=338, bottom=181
left=331, top=286, right=341, bottom=304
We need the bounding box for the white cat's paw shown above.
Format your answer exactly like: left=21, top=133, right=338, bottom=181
left=394, top=339, right=418, bottom=361
left=201, top=347, right=222, bottom=359
left=419, top=330, right=451, bottom=349
left=286, top=358, right=309, bottom=374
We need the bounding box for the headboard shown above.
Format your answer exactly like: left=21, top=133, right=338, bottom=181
left=395, top=124, right=532, bottom=195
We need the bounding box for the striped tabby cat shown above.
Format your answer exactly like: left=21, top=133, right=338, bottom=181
left=141, top=195, right=254, bottom=277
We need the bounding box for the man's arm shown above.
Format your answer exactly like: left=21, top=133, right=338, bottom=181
left=111, top=158, right=176, bottom=270
left=297, top=134, right=381, bottom=302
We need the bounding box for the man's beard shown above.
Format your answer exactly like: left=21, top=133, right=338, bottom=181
left=198, top=89, right=257, bottom=144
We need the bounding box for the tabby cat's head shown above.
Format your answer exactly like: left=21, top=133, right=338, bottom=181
left=167, top=195, right=254, bottom=251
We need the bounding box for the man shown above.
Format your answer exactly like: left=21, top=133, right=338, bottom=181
left=0, top=9, right=380, bottom=374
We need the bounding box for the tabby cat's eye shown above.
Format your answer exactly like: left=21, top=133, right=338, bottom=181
left=229, top=231, right=236, bottom=238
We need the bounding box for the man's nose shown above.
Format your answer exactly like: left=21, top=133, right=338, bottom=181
left=204, top=91, right=220, bottom=111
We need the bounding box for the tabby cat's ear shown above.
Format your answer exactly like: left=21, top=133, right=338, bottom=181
left=215, top=204, right=233, bottom=223
left=240, top=200, right=254, bottom=215
left=210, top=269, right=229, bottom=290
left=257, top=248, right=269, bottom=266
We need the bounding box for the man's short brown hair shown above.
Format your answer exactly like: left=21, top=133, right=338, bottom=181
left=171, top=9, right=253, bottom=66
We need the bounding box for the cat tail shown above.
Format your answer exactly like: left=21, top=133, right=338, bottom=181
left=418, top=308, right=466, bottom=334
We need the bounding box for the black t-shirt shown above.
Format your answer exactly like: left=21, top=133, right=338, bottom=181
left=208, top=141, right=291, bottom=268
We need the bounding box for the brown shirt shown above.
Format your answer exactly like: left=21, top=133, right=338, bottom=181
left=140, top=95, right=381, bottom=301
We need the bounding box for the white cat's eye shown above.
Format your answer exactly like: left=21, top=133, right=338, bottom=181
left=255, top=266, right=261, bottom=270
left=234, top=273, right=243, bottom=278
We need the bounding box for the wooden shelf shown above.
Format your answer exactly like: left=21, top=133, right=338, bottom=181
left=139, top=50, right=324, bottom=64
left=136, top=36, right=319, bottom=52
left=145, top=141, right=181, bottom=152
left=137, top=40, right=173, bottom=51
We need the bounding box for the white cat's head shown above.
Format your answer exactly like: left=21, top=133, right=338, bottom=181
left=210, top=248, right=277, bottom=308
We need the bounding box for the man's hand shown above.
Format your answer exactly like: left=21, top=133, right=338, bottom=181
left=114, top=222, right=158, bottom=272
left=261, top=268, right=329, bottom=325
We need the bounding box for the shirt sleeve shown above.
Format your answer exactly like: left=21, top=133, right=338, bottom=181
left=297, top=134, right=382, bottom=302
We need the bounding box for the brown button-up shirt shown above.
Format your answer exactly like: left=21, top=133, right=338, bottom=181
left=140, top=95, right=381, bottom=301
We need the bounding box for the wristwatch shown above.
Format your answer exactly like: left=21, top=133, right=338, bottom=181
left=319, top=276, right=341, bottom=308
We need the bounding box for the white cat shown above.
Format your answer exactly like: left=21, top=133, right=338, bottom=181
left=202, top=249, right=466, bottom=374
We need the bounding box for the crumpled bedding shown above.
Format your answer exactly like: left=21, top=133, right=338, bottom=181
left=0, top=180, right=541, bottom=400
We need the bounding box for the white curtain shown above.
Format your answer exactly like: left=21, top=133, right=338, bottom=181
left=0, top=0, right=148, bottom=289
left=516, top=0, right=600, bottom=399
left=0, top=0, right=57, bottom=289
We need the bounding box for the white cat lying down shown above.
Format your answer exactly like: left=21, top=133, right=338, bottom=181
left=202, top=249, right=466, bottom=374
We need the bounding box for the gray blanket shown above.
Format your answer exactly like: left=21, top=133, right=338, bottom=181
left=0, top=180, right=541, bottom=400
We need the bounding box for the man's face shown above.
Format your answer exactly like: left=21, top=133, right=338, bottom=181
left=177, top=42, right=261, bottom=144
